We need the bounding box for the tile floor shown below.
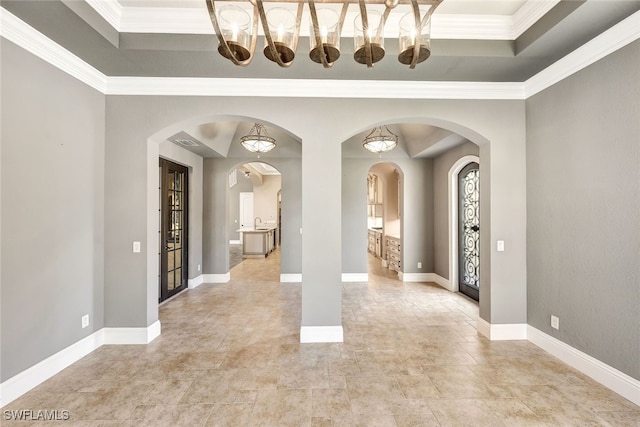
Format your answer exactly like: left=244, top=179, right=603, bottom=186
left=3, top=251, right=639, bottom=426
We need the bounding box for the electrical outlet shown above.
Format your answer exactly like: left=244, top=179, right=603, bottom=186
left=133, top=241, right=141, bottom=253
left=82, top=314, right=90, bottom=329
left=551, top=315, right=559, bottom=330
left=198, top=264, right=201, bottom=272
left=417, top=262, right=422, bottom=269
left=497, top=240, right=505, bottom=252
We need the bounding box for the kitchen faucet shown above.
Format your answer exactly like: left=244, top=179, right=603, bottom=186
left=254, top=217, right=262, bottom=229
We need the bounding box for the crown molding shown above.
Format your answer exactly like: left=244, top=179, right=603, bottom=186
left=525, top=10, right=640, bottom=98
left=3, top=6, right=638, bottom=101
left=0, top=7, right=107, bottom=93
left=106, top=77, right=525, bottom=99
left=85, top=0, right=556, bottom=41
left=512, top=0, right=560, bottom=39
left=85, top=0, right=122, bottom=30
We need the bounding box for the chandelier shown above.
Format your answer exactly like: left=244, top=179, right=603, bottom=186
left=240, top=123, right=277, bottom=154
left=363, top=126, right=398, bottom=153
left=205, top=0, right=442, bottom=69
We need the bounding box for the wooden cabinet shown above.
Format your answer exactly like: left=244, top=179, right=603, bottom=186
left=368, top=230, right=382, bottom=257
left=386, top=236, right=401, bottom=272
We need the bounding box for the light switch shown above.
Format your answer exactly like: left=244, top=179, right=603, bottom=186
left=497, top=240, right=505, bottom=252
left=133, top=241, right=141, bottom=253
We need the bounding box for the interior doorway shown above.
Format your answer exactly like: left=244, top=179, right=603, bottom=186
left=228, top=162, right=282, bottom=276
left=366, top=163, right=402, bottom=280
left=159, top=158, right=188, bottom=302
left=458, top=162, right=480, bottom=301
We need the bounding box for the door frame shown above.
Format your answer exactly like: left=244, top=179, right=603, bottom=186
left=159, top=158, right=189, bottom=302
left=448, top=155, right=480, bottom=294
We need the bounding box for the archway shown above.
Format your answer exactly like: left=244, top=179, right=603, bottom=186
left=227, top=161, right=283, bottom=279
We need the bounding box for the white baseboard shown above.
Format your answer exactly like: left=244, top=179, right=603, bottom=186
left=202, top=273, right=230, bottom=283
left=188, top=275, right=203, bottom=289
left=103, top=320, right=161, bottom=345
left=341, top=273, right=368, bottom=282
left=477, top=318, right=528, bottom=340
left=0, top=330, right=104, bottom=407
left=229, top=240, right=241, bottom=245
left=280, top=273, right=302, bottom=283
left=300, top=326, right=344, bottom=343
left=528, top=326, right=640, bottom=407
left=399, top=272, right=452, bottom=291
left=0, top=321, right=161, bottom=407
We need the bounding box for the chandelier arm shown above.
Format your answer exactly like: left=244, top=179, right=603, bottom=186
left=375, top=4, right=393, bottom=41
left=257, top=0, right=288, bottom=67
left=207, top=0, right=254, bottom=66
left=409, top=0, right=420, bottom=69
left=337, top=3, right=349, bottom=35
left=358, top=0, right=373, bottom=68
left=292, top=2, right=304, bottom=52
left=308, top=0, right=331, bottom=68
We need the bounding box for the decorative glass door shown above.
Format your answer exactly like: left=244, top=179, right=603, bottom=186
left=458, top=162, right=480, bottom=301
left=160, top=158, right=188, bottom=302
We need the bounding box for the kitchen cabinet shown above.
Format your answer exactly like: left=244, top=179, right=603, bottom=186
left=386, top=236, right=401, bottom=272
left=367, top=173, right=381, bottom=204
left=368, top=229, right=382, bottom=257
left=237, top=226, right=277, bottom=258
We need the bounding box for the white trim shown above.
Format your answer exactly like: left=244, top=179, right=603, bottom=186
left=84, top=1, right=559, bottom=41
left=511, top=0, right=560, bottom=39
left=477, top=318, right=528, bottom=340
left=528, top=326, right=640, bottom=407
left=341, top=273, right=368, bottom=282
left=399, top=272, right=430, bottom=282
left=477, top=318, right=491, bottom=339
left=0, top=330, right=104, bottom=407
left=300, top=326, right=344, bottom=343
left=429, top=273, right=452, bottom=292
left=105, top=77, right=526, bottom=100
left=399, top=272, right=450, bottom=291
left=229, top=239, right=241, bottom=245
left=202, top=273, right=231, bottom=283
left=0, top=321, right=161, bottom=407
left=448, top=156, right=480, bottom=295
left=5, top=4, right=639, bottom=101
left=102, top=321, right=161, bottom=345
left=525, top=10, right=640, bottom=98
left=188, top=275, right=204, bottom=289
left=280, top=273, right=302, bottom=283
left=0, top=7, right=107, bottom=93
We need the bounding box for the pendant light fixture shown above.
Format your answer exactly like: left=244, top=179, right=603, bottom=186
left=240, top=123, right=277, bottom=155
left=362, top=126, right=398, bottom=154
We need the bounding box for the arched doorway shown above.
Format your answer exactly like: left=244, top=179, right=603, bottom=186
left=227, top=161, right=283, bottom=278
left=458, top=162, right=480, bottom=301
left=366, top=163, right=403, bottom=281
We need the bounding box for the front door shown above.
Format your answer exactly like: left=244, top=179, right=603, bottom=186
left=160, top=158, right=188, bottom=302
left=458, top=162, right=480, bottom=301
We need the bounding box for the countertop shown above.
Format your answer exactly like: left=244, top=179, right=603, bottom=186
left=236, top=225, right=277, bottom=233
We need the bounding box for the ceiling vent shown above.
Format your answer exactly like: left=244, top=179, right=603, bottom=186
left=176, top=139, right=199, bottom=147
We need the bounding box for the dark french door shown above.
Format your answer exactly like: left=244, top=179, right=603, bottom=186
left=159, top=158, right=188, bottom=302
left=458, top=162, right=480, bottom=301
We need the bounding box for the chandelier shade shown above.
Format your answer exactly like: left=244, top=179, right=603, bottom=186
left=362, top=126, right=399, bottom=154
left=206, top=0, right=443, bottom=69
left=240, top=123, right=277, bottom=154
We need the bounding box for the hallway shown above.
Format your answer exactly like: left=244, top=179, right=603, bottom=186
left=4, top=259, right=638, bottom=426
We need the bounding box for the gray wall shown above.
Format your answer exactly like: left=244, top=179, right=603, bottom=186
left=0, top=41, right=105, bottom=381
left=104, top=96, right=527, bottom=332
left=526, top=40, right=640, bottom=380
left=433, top=142, right=480, bottom=279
